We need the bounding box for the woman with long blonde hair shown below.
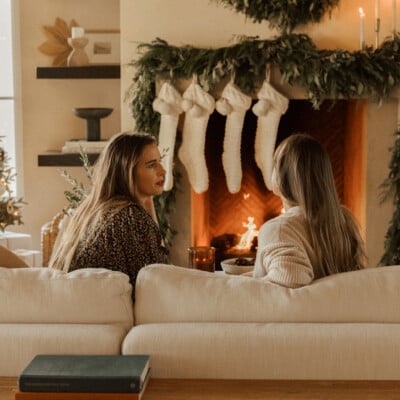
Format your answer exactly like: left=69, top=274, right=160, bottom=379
left=253, top=133, right=366, bottom=287
left=49, top=132, right=168, bottom=299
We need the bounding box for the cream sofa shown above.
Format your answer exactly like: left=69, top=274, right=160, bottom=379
left=123, top=264, right=400, bottom=380
left=0, top=267, right=133, bottom=376
left=2, top=264, right=400, bottom=380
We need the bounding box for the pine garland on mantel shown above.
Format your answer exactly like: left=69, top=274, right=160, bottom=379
left=213, top=0, right=340, bottom=32
left=128, top=33, right=400, bottom=246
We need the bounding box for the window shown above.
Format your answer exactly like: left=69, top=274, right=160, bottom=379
left=0, top=0, right=22, bottom=194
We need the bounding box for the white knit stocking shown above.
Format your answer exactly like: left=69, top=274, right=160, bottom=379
left=178, top=79, right=215, bottom=194
left=252, top=80, right=289, bottom=189
left=152, top=82, right=183, bottom=191
left=216, top=82, right=252, bottom=193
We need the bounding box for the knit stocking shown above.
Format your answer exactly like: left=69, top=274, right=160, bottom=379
left=216, top=82, right=252, bottom=193
left=252, top=80, right=289, bottom=189
left=178, top=79, right=215, bottom=193
left=152, top=82, right=183, bottom=191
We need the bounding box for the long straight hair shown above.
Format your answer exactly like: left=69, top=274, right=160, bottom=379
left=273, top=133, right=367, bottom=277
left=49, top=132, right=157, bottom=271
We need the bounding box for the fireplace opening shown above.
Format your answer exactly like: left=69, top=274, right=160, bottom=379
left=190, top=99, right=365, bottom=269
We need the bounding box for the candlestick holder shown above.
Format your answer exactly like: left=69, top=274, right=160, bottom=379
left=67, top=37, right=89, bottom=67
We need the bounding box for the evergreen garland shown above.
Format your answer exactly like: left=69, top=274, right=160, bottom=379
left=213, top=0, right=340, bottom=32
left=380, top=131, right=400, bottom=265
left=128, top=33, right=400, bottom=246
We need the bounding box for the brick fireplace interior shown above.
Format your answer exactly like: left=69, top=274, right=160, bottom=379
left=189, top=99, right=366, bottom=267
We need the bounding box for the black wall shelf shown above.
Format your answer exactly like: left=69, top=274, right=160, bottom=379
left=36, top=65, right=120, bottom=79
left=38, top=152, right=99, bottom=167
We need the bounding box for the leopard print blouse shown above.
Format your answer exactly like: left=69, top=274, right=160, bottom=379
left=69, top=202, right=168, bottom=300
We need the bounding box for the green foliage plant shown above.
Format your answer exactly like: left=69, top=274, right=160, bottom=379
left=380, top=131, right=400, bottom=265
left=213, top=0, right=340, bottom=32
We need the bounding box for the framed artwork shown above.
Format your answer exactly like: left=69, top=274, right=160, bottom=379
left=85, top=30, right=120, bottom=64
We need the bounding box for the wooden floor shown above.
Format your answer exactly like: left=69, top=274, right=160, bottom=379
left=2, top=377, right=400, bottom=400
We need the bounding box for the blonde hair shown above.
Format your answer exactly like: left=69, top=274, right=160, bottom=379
left=49, top=132, right=157, bottom=271
left=273, top=133, right=366, bottom=277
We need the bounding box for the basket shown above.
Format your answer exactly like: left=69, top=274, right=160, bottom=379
left=41, top=212, right=65, bottom=267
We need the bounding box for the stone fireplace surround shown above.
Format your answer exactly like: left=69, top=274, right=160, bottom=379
left=167, top=76, right=398, bottom=269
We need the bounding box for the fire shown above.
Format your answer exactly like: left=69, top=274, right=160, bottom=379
left=236, top=216, right=258, bottom=250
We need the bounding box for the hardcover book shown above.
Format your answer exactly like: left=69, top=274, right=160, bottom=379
left=18, top=355, right=150, bottom=393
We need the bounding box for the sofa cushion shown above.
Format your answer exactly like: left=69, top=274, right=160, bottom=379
left=0, top=267, right=133, bottom=326
left=0, top=245, right=29, bottom=268
left=122, top=322, right=400, bottom=379
left=0, top=323, right=127, bottom=377
left=135, top=264, right=400, bottom=324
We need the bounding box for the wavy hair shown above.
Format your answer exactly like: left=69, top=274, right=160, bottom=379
left=49, top=132, right=157, bottom=271
left=273, top=133, right=367, bottom=277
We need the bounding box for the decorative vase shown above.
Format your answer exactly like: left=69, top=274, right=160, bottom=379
left=72, top=108, right=113, bottom=141
left=67, top=37, right=89, bottom=67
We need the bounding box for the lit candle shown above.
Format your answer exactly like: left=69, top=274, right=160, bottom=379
left=393, top=0, right=397, bottom=37
left=71, top=27, right=85, bottom=39
left=359, top=7, right=365, bottom=50
left=375, top=0, right=380, bottom=48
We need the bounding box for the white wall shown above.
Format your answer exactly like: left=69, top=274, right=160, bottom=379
left=15, top=0, right=120, bottom=250
left=120, top=0, right=397, bottom=267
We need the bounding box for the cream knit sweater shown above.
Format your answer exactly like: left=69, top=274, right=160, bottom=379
left=253, top=206, right=315, bottom=288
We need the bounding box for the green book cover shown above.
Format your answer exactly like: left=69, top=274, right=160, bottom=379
left=18, top=355, right=150, bottom=393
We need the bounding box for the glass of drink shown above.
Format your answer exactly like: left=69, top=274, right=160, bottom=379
left=187, top=246, right=215, bottom=272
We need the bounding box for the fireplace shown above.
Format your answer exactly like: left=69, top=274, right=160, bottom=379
left=189, top=99, right=366, bottom=269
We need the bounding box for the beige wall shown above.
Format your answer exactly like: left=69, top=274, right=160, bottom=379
left=120, top=0, right=397, bottom=267
left=14, top=0, right=120, bottom=249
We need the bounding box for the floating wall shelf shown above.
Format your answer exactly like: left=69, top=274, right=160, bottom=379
left=38, top=152, right=99, bottom=167
left=36, top=65, right=120, bottom=79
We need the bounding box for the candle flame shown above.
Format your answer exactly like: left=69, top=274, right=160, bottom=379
left=359, top=7, right=365, bottom=17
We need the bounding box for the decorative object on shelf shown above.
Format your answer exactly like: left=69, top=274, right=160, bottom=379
left=0, top=140, right=25, bottom=232
left=85, top=30, right=121, bottom=65
left=72, top=108, right=113, bottom=141
left=216, top=80, right=252, bottom=194
left=61, top=140, right=108, bottom=154
left=38, top=17, right=80, bottom=66
left=67, top=27, right=89, bottom=66
left=212, top=0, right=340, bottom=32
left=178, top=76, right=215, bottom=194
left=152, top=82, right=183, bottom=191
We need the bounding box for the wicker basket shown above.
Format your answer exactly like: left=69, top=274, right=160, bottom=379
left=41, top=212, right=65, bottom=267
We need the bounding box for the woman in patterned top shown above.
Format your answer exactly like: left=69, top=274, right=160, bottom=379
left=49, top=132, right=168, bottom=299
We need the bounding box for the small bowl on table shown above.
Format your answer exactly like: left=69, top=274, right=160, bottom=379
left=220, top=257, right=255, bottom=275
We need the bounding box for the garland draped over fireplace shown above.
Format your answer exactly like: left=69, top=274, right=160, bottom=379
left=128, top=33, right=400, bottom=246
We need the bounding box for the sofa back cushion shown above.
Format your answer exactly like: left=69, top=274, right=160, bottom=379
left=135, top=264, right=400, bottom=324
left=0, top=267, right=133, bottom=327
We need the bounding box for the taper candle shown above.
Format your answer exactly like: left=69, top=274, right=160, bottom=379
left=71, top=27, right=85, bottom=39
left=375, top=0, right=380, bottom=48
left=359, top=7, right=365, bottom=49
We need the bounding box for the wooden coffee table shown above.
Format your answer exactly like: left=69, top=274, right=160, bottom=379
left=1, top=377, right=399, bottom=399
